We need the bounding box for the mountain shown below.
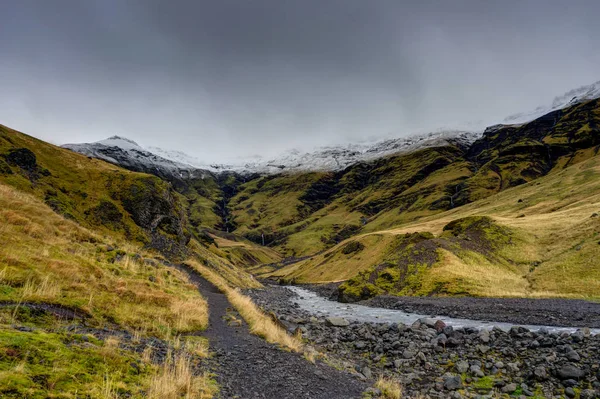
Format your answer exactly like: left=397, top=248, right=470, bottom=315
left=64, top=130, right=479, bottom=175
left=62, top=135, right=213, bottom=182
left=504, top=80, right=600, bottom=124
left=61, top=80, right=600, bottom=178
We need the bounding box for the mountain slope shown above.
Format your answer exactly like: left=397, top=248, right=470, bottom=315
left=267, top=151, right=600, bottom=300
left=1, top=125, right=193, bottom=257
left=504, top=80, right=600, bottom=124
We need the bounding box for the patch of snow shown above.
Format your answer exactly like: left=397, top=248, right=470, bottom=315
left=504, top=80, right=600, bottom=124
left=63, top=130, right=479, bottom=177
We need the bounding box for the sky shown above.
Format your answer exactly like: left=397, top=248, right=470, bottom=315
left=1, top=0, right=599, bottom=162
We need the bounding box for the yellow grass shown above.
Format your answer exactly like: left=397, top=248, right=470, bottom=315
left=20, top=276, right=61, bottom=300
left=185, top=260, right=303, bottom=352
left=375, top=376, right=403, bottom=399
left=148, top=352, right=216, bottom=399
left=0, top=181, right=209, bottom=338
left=271, top=155, right=600, bottom=299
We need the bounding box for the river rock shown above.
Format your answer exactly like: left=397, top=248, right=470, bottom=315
left=326, top=317, right=350, bottom=327
left=502, top=383, right=517, bottom=393
left=557, top=364, right=586, bottom=380
left=566, top=350, right=581, bottom=361
left=456, top=361, right=469, bottom=373
left=444, top=375, right=463, bottom=390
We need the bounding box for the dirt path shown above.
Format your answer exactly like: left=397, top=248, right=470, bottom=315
left=177, top=265, right=367, bottom=399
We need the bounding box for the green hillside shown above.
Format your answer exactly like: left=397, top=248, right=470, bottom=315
left=268, top=151, right=600, bottom=300
left=226, top=98, right=600, bottom=258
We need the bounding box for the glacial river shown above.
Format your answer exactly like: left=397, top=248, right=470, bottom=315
left=287, top=286, right=600, bottom=335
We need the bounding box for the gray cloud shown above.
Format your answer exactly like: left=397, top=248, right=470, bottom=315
left=1, top=0, right=598, bottom=162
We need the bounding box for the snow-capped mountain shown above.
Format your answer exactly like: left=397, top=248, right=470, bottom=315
left=62, top=136, right=213, bottom=181
left=504, top=80, right=600, bottom=124
left=62, top=79, right=599, bottom=178
left=63, top=130, right=478, bottom=178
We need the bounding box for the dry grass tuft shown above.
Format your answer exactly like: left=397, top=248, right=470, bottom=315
left=171, top=297, right=209, bottom=331
left=21, top=276, right=61, bottom=300
left=148, top=352, right=216, bottom=399
left=375, top=376, right=403, bottom=399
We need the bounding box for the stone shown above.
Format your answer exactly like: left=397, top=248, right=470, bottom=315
left=354, top=341, right=367, bottom=350
left=580, top=327, right=591, bottom=337
left=580, top=389, right=598, bottom=399
left=418, top=318, right=437, bottom=328
left=557, top=364, right=585, bottom=380
left=362, top=367, right=372, bottom=379
left=565, top=387, right=576, bottom=398
left=326, top=317, right=350, bottom=327
left=456, top=361, right=469, bottom=373
left=566, top=350, right=581, bottom=362
left=443, top=376, right=463, bottom=390
left=502, top=383, right=517, bottom=393
left=507, top=362, right=520, bottom=373
left=533, top=366, right=547, bottom=380
left=433, top=320, right=447, bottom=332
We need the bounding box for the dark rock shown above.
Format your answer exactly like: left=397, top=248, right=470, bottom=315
left=557, top=364, right=586, bottom=380
left=433, top=320, right=446, bottom=332
left=443, top=376, right=463, bottom=390
left=6, top=148, right=37, bottom=171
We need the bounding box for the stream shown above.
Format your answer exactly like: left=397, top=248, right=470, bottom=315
left=287, top=286, right=600, bottom=335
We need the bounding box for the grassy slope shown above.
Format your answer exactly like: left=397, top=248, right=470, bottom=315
left=230, top=146, right=471, bottom=256
left=268, top=150, right=600, bottom=299
left=0, top=124, right=190, bottom=255
left=0, top=182, right=216, bottom=397
left=229, top=99, right=600, bottom=259
left=0, top=123, right=274, bottom=397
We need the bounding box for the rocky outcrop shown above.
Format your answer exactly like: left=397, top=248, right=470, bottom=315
left=116, top=176, right=191, bottom=258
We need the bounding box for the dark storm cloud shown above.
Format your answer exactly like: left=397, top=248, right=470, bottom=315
left=1, top=0, right=599, bottom=161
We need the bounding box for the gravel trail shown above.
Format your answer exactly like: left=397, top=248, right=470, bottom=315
left=177, top=265, right=368, bottom=399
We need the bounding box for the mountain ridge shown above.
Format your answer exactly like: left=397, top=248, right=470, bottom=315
left=63, top=79, right=600, bottom=178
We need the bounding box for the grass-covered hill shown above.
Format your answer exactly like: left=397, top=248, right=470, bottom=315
left=0, top=124, right=283, bottom=397
left=267, top=152, right=600, bottom=300
left=58, top=98, right=599, bottom=262
left=0, top=123, right=192, bottom=258
left=228, top=98, right=600, bottom=257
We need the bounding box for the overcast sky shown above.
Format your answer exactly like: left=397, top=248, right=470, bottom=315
left=1, top=1, right=599, bottom=162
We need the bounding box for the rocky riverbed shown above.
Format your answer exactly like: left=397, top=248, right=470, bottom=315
left=246, top=285, right=600, bottom=399
left=305, top=282, right=600, bottom=329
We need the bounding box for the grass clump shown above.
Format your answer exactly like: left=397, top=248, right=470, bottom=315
left=375, top=376, right=403, bottom=399
left=0, top=328, right=150, bottom=397
left=148, top=351, right=217, bottom=399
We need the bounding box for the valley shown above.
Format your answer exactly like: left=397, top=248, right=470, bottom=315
left=1, top=83, right=600, bottom=398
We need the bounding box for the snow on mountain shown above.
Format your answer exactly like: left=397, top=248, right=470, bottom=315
left=60, top=79, right=600, bottom=178
left=63, top=130, right=478, bottom=178
left=62, top=136, right=213, bottom=181
left=228, top=130, right=478, bottom=174
left=504, top=80, right=600, bottom=124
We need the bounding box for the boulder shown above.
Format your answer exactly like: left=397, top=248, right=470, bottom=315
left=326, top=317, right=350, bottom=327
left=443, top=376, right=463, bottom=390
left=557, top=364, right=586, bottom=380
